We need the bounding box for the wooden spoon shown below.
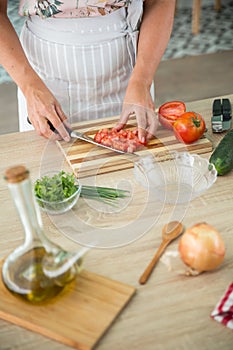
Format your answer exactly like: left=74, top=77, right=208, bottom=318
left=139, top=221, right=184, bottom=285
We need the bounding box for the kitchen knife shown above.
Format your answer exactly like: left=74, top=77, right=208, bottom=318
left=27, top=117, right=139, bottom=159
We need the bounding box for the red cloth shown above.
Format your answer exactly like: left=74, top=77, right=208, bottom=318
left=211, top=283, right=233, bottom=329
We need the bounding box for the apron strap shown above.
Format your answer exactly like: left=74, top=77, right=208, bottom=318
left=125, top=0, right=144, bottom=68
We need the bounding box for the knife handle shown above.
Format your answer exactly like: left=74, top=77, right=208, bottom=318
left=27, top=116, right=56, bottom=132
left=46, top=120, right=56, bottom=132
left=27, top=116, right=71, bottom=135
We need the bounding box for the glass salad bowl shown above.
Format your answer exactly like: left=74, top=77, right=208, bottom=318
left=34, top=171, right=82, bottom=215
left=134, top=152, right=217, bottom=204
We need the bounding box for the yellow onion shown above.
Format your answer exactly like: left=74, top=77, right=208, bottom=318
left=178, top=222, right=225, bottom=274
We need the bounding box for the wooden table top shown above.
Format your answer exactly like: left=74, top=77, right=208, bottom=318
left=0, top=94, right=233, bottom=350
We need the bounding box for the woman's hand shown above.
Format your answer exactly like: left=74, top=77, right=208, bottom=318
left=0, top=4, right=70, bottom=141
left=115, top=0, right=176, bottom=143
left=25, top=80, right=70, bottom=141
left=115, top=79, right=158, bottom=143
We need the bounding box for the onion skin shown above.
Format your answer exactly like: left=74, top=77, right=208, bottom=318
left=178, top=223, right=225, bottom=273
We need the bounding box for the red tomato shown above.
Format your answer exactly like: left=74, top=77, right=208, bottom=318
left=158, top=101, right=186, bottom=130
left=93, top=128, right=146, bottom=152
left=100, top=135, right=112, bottom=147
left=173, top=111, right=206, bottom=144
left=93, top=132, right=102, bottom=143
left=112, top=139, right=128, bottom=152
left=127, top=130, right=135, bottom=140
left=93, top=129, right=109, bottom=142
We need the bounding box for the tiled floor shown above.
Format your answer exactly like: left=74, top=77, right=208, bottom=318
left=0, top=1, right=233, bottom=134
left=164, top=0, right=233, bottom=60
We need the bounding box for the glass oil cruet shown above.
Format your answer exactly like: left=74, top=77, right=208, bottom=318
left=2, top=165, right=85, bottom=303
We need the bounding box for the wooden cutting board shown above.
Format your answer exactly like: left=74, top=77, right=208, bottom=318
left=0, top=261, right=136, bottom=350
left=57, top=115, right=213, bottom=178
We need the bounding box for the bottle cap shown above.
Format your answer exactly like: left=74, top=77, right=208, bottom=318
left=4, top=165, right=29, bottom=183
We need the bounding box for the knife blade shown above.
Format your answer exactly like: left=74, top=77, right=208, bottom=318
left=69, top=129, right=131, bottom=155
left=27, top=117, right=139, bottom=160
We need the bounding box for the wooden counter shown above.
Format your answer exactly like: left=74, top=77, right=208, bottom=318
left=0, top=95, right=232, bottom=350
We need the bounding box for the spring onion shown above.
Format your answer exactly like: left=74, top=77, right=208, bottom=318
left=34, top=171, right=130, bottom=205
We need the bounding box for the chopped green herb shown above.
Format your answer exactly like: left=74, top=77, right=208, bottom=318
left=34, top=171, right=77, bottom=202
left=34, top=171, right=130, bottom=206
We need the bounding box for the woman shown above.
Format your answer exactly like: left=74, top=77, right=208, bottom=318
left=0, top=0, right=175, bottom=143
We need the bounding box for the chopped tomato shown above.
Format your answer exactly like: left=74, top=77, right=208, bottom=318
left=93, top=132, right=102, bottom=143
left=100, top=135, right=112, bottom=147
left=127, top=130, right=135, bottom=140
left=158, top=101, right=186, bottom=130
left=93, top=128, right=146, bottom=152
left=173, top=111, right=206, bottom=144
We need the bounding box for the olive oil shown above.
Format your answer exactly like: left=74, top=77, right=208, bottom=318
left=3, top=247, right=65, bottom=302
left=2, top=165, right=80, bottom=303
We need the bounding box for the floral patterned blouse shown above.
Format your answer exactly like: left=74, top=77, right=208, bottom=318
left=19, top=0, right=131, bottom=18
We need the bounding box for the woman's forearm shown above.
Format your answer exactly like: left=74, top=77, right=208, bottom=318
left=0, top=3, right=42, bottom=95
left=0, top=2, right=70, bottom=140
left=131, top=0, right=176, bottom=87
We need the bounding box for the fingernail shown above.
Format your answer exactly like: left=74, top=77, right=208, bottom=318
left=141, top=136, right=145, bottom=143
left=64, top=136, right=70, bottom=142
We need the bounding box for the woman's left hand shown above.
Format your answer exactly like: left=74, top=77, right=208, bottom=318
left=115, top=79, right=158, bottom=143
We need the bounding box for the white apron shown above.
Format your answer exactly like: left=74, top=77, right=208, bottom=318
left=18, top=1, right=144, bottom=131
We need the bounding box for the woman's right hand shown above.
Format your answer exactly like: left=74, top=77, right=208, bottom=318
left=25, top=80, right=70, bottom=141
left=0, top=3, right=70, bottom=142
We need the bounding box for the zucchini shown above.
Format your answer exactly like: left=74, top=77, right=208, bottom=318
left=209, top=129, right=233, bottom=175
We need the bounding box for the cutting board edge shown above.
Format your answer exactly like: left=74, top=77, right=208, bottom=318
left=0, top=265, right=136, bottom=350
left=0, top=307, right=89, bottom=350
left=93, top=285, right=136, bottom=349
left=59, top=144, right=213, bottom=179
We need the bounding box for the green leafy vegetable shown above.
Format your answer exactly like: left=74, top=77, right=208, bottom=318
left=34, top=171, right=130, bottom=206
left=34, top=171, right=78, bottom=202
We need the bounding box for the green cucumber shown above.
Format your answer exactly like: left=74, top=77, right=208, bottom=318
left=209, top=129, right=233, bottom=175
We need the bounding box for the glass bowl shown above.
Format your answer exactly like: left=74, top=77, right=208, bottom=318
left=134, top=152, right=217, bottom=204
left=35, top=172, right=82, bottom=215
